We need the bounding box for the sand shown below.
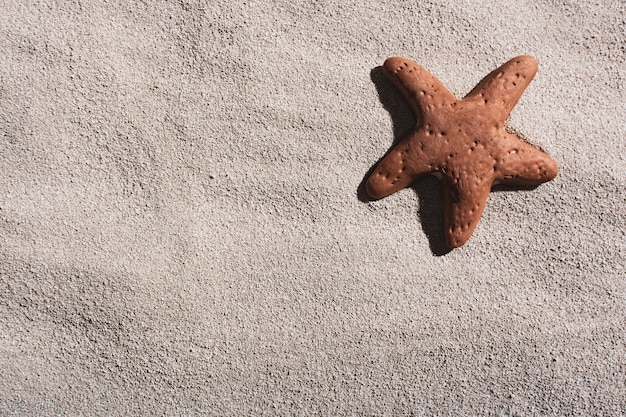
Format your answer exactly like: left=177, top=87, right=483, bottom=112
left=1, top=0, right=625, bottom=415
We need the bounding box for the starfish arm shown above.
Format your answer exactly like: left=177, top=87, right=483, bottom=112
left=465, top=55, right=538, bottom=119
left=494, top=133, right=558, bottom=185
left=383, top=57, right=457, bottom=116
left=366, top=131, right=435, bottom=200
left=441, top=177, right=492, bottom=248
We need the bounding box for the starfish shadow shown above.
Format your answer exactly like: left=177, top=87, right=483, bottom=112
left=492, top=183, right=540, bottom=192
left=359, top=66, right=451, bottom=256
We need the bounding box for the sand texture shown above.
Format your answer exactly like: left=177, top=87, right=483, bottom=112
left=1, top=1, right=625, bottom=415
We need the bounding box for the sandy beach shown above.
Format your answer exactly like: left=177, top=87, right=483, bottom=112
left=1, top=1, right=625, bottom=414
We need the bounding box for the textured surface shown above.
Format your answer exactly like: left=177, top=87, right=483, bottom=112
left=1, top=0, right=625, bottom=415
left=366, top=55, right=558, bottom=247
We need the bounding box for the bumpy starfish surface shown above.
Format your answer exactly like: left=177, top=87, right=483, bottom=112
left=366, top=55, right=558, bottom=248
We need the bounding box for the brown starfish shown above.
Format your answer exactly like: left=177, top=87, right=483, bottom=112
left=366, top=55, right=558, bottom=248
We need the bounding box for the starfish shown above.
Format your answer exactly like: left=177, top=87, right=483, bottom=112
left=366, top=55, right=558, bottom=248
